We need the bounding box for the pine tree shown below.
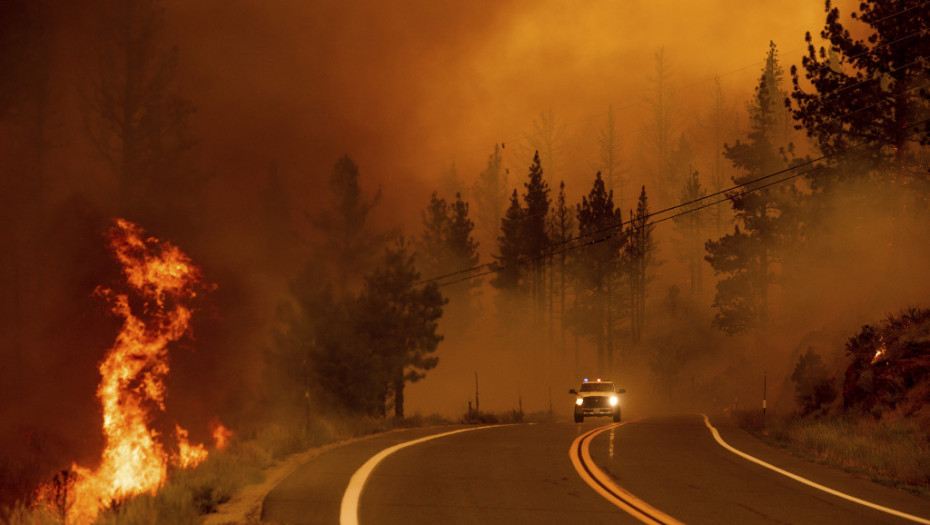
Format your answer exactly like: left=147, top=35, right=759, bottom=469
left=644, top=48, right=682, bottom=207
left=574, top=173, right=624, bottom=373
left=696, top=75, right=738, bottom=236
left=626, top=186, right=658, bottom=344
left=672, top=168, right=707, bottom=296
left=445, top=192, right=481, bottom=326
left=706, top=43, right=795, bottom=334
left=492, top=189, right=525, bottom=291
left=417, top=192, right=450, bottom=277
left=356, top=240, right=445, bottom=419
left=548, top=181, right=576, bottom=372
left=87, top=0, right=199, bottom=230
left=790, top=0, right=930, bottom=179
left=471, top=144, right=509, bottom=247
left=598, top=106, right=625, bottom=208
left=522, top=152, right=551, bottom=343
left=523, top=109, right=565, bottom=186
left=317, top=155, right=392, bottom=295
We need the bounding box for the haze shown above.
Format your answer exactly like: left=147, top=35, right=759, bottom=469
left=3, top=0, right=926, bottom=507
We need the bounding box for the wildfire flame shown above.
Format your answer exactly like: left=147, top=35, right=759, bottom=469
left=210, top=419, right=234, bottom=451
left=53, top=219, right=213, bottom=524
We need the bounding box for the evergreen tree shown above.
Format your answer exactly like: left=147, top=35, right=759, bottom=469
left=672, top=168, right=707, bottom=296
left=271, top=261, right=386, bottom=417
left=697, top=75, right=738, bottom=236
left=548, top=181, right=576, bottom=371
left=355, top=240, right=445, bottom=419
left=790, top=0, right=930, bottom=179
left=598, top=106, right=625, bottom=208
left=87, top=0, right=200, bottom=232
left=574, top=173, right=624, bottom=373
left=644, top=48, right=682, bottom=207
left=522, top=152, right=551, bottom=341
left=706, top=43, right=795, bottom=334
left=491, top=189, right=526, bottom=291
left=417, top=192, right=450, bottom=277
left=626, top=186, right=658, bottom=344
left=523, top=108, right=565, bottom=186
left=317, top=155, right=392, bottom=295
left=471, top=144, right=509, bottom=247
left=417, top=191, right=480, bottom=326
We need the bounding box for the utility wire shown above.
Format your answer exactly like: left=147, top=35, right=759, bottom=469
left=420, top=116, right=930, bottom=288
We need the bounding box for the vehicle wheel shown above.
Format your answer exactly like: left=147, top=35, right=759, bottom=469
left=612, top=410, right=621, bottom=423
left=574, top=413, right=584, bottom=423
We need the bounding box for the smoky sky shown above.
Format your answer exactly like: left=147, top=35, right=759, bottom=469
left=162, top=0, right=831, bottom=229
left=2, top=0, right=897, bottom=489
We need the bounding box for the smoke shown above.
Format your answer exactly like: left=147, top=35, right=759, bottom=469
left=0, top=0, right=908, bottom=506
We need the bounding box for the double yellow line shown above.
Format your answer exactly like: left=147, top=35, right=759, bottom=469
left=569, top=422, right=684, bottom=525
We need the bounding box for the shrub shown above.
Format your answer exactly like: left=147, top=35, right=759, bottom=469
left=791, top=348, right=837, bottom=415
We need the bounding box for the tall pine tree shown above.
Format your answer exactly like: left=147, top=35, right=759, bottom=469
left=706, top=43, right=795, bottom=334
left=626, top=186, right=658, bottom=345
left=574, top=173, right=624, bottom=373
left=790, top=0, right=930, bottom=180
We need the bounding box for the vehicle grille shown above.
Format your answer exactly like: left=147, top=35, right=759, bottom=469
left=581, top=396, right=611, bottom=408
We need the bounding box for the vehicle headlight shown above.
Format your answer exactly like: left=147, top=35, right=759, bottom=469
left=609, top=396, right=618, bottom=406
left=575, top=398, right=583, bottom=406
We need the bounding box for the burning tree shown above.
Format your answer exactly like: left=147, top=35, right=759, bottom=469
left=844, top=308, right=930, bottom=417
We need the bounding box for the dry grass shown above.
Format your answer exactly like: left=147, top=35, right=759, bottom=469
left=3, top=412, right=451, bottom=525
left=736, top=411, right=930, bottom=495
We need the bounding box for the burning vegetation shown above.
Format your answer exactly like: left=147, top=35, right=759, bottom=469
left=31, top=219, right=226, bottom=524
left=0, top=0, right=929, bottom=521
left=844, top=308, right=930, bottom=420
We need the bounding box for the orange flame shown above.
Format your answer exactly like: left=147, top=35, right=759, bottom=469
left=174, top=425, right=209, bottom=469
left=58, top=219, right=210, bottom=524
left=210, top=419, right=233, bottom=451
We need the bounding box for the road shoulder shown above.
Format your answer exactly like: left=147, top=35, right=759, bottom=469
left=707, top=413, right=930, bottom=521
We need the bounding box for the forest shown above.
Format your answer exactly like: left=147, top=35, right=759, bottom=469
left=0, top=0, right=928, bottom=515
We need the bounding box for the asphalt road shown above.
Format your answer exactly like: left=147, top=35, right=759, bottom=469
left=261, top=415, right=930, bottom=524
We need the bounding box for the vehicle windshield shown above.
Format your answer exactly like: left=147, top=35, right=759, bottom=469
left=579, top=383, right=615, bottom=393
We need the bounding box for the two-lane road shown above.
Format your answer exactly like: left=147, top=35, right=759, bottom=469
left=262, top=415, right=930, bottom=524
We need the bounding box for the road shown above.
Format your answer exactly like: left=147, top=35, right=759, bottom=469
left=261, top=415, right=930, bottom=524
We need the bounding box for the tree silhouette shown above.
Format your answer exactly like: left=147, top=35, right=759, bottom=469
left=626, top=186, right=658, bottom=344
left=548, top=181, right=575, bottom=373
left=87, top=0, right=199, bottom=229
left=790, top=0, right=930, bottom=180
left=316, top=155, right=392, bottom=295
left=471, top=144, right=509, bottom=248
left=706, top=43, right=796, bottom=335
left=417, top=191, right=480, bottom=327
left=672, top=168, right=707, bottom=296
left=492, top=189, right=526, bottom=292
left=574, top=172, right=624, bottom=373
left=356, top=240, right=445, bottom=419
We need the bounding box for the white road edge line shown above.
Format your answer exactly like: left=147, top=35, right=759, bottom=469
left=701, top=414, right=930, bottom=525
left=339, top=425, right=498, bottom=525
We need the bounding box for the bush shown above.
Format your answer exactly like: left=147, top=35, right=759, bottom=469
left=791, top=348, right=837, bottom=415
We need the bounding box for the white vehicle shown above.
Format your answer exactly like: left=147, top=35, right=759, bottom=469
left=569, top=378, right=625, bottom=423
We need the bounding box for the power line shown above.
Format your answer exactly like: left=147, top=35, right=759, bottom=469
left=420, top=116, right=930, bottom=288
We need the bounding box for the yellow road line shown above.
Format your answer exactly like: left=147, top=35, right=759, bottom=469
left=701, top=414, right=930, bottom=525
left=569, top=422, right=685, bottom=525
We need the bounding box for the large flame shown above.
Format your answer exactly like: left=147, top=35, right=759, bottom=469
left=57, top=219, right=211, bottom=524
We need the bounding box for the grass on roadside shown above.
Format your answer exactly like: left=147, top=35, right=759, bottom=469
left=3, top=412, right=452, bottom=525
left=734, top=410, right=930, bottom=496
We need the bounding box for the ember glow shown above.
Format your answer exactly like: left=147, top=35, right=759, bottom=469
left=57, top=219, right=210, bottom=524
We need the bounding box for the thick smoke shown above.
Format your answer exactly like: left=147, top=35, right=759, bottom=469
left=1, top=0, right=911, bottom=506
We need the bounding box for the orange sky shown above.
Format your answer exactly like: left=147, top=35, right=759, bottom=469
left=166, top=0, right=836, bottom=233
